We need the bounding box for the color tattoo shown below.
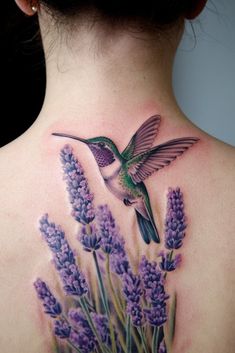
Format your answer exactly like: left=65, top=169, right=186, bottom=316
left=52, top=115, right=198, bottom=244
left=34, top=115, right=198, bottom=353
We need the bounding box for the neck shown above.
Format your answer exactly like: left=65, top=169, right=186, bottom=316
left=34, top=21, right=190, bottom=137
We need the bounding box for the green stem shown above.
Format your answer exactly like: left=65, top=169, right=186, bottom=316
left=106, top=254, right=125, bottom=323
left=106, top=255, right=128, bottom=353
left=84, top=296, right=96, bottom=311
left=118, top=331, right=128, bottom=353
left=131, top=328, right=143, bottom=353
left=126, top=315, right=132, bottom=353
left=152, top=326, right=160, bottom=353
left=137, top=327, right=150, bottom=353
left=93, top=251, right=109, bottom=314
left=109, top=321, right=118, bottom=353
left=92, top=252, right=117, bottom=353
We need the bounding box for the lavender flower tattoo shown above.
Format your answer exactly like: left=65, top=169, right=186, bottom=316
left=54, top=319, right=71, bottom=339
left=165, top=187, right=187, bottom=250
left=34, top=141, right=191, bottom=353
left=122, top=271, right=145, bottom=327
left=60, top=144, right=95, bottom=225
left=39, top=214, right=88, bottom=297
left=34, top=279, right=62, bottom=318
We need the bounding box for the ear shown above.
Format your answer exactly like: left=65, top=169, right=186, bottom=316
left=15, top=0, right=37, bottom=16
left=185, top=0, right=207, bottom=20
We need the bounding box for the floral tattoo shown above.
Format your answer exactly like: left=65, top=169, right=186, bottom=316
left=34, top=115, right=198, bottom=353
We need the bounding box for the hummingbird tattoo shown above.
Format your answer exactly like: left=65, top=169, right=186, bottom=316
left=52, top=115, right=199, bottom=244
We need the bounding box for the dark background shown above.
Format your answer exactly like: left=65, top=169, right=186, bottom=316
left=1, top=2, right=45, bottom=147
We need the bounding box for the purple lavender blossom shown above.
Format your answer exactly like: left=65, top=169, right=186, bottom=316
left=96, top=205, right=126, bottom=255
left=69, top=308, right=121, bottom=351
left=91, top=313, right=110, bottom=344
left=39, top=214, right=88, bottom=297
left=61, top=144, right=95, bottom=225
left=139, top=256, right=169, bottom=327
left=91, top=312, right=121, bottom=350
left=60, top=263, right=88, bottom=297
left=144, top=305, right=167, bottom=327
left=122, top=271, right=145, bottom=326
left=39, top=214, right=74, bottom=264
left=79, top=224, right=101, bottom=252
left=69, top=308, right=94, bottom=336
left=70, top=330, right=96, bottom=353
left=123, top=272, right=142, bottom=304
left=159, top=340, right=167, bottom=353
left=54, top=318, right=71, bottom=339
left=110, top=255, right=130, bottom=276
left=158, top=251, right=181, bottom=272
left=165, top=187, right=186, bottom=250
left=34, top=278, right=62, bottom=318
left=139, top=256, right=162, bottom=291
left=148, top=285, right=169, bottom=308
left=68, top=308, right=97, bottom=352
left=97, top=204, right=130, bottom=276
left=126, top=302, right=145, bottom=327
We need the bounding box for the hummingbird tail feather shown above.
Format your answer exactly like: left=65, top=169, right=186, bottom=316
left=135, top=210, right=160, bottom=244
left=144, top=207, right=160, bottom=244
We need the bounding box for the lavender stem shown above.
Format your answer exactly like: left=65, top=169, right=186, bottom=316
left=93, top=251, right=109, bottom=314
left=117, top=331, right=128, bottom=353
left=152, top=326, right=160, bottom=353
left=105, top=254, right=128, bottom=353
left=106, top=254, right=125, bottom=324
left=92, top=252, right=117, bottom=353
left=137, top=327, right=150, bottom=353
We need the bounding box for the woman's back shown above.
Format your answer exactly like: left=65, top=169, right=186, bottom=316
left=1, top=1, right=235, bottom=352
left=1, top=116, right=235, bottom=353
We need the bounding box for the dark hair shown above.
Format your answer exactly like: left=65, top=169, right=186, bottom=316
left=39, top=0, right=196, bottom=29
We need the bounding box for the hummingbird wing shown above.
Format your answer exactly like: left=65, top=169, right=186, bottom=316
left=121, top=115, right=161, bottom=160
left=126, top=137, right=199, bottom=184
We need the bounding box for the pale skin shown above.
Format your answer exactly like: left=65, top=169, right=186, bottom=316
left=0, top=1, right=235, bottom=352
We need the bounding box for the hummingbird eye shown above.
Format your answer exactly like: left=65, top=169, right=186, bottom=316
left=98, top=142, right=105, bottom=148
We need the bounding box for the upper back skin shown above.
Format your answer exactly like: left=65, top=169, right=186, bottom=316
left=0, top=116, right=235, bottom=353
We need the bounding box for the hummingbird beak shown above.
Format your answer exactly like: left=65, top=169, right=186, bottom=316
left=52, top=132, right=88, bottom=144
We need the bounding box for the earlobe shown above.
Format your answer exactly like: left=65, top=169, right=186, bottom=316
left=185, top=0, right=207, bottom=20
left=14, top=0, right=38, bottom=16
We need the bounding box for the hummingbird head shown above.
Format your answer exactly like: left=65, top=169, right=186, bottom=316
left=85, top=136, right=119, bottom=168
left=52, top=133, right=121, bottom=168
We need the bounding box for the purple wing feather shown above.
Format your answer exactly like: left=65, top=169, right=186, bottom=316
left=121, top=115, right=161, bottom=160
left=127, top=137, right=199, bottom=184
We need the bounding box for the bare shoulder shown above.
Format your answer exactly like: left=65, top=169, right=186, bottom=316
left=209, top=138, right=235, bottom=202
left=205, top=137, right=235, bottom=234
left=212, top=138, right=235, bottom=171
